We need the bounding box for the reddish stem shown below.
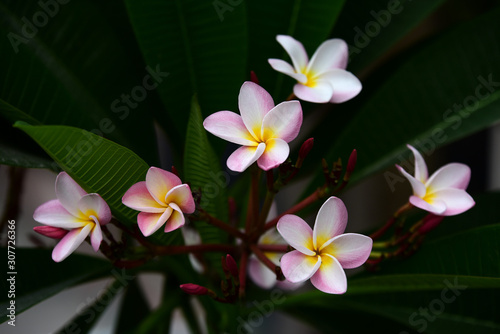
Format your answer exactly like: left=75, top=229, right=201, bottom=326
left=257, top=244, right=289, bottom=253
left=286, top=92, right=297, bottom=101
left=369, top=203, right=413, bottom=240
left=250, top=244, right=278, bottom=273
left=245, top=166, right=260, bottom=234
left=264, top=187, right=324, bottom=231
left=198, top=210, right=247, bottom=240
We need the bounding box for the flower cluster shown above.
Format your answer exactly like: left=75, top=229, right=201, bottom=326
left=32, top=35, right=475, bottom=301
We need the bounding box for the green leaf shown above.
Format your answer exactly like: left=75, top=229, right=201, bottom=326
left=115, top=279, right=150, bottom=334
left=15, top=122, right=149, bottom=226
left=54, top=279, right=125, bottom=334
left=310, top=7, right=500, bottom=189
left=184, top=97, right=228, bottom=268
left=247, top=0, right=345, bottom=100
left=0, top=248, right=111, bottom=323
left=333, top=0, right=447, bottom=73
left=0, top=141, right=57, bottom=170
left=0, top=0, right=158, bottom=163
left=125, top=0, right=247, bottom=144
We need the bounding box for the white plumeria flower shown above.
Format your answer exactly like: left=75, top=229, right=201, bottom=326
left=203, top=81, right=303, bottom=172
left=122, top=167, right=196, bottom=237
left=396, top=144, right=475, bottom=216
left=33, top=172, right=111, bottom=262
left=268, top=35, right=362, bottom=103
left=277, top=197, right=372, bottom=294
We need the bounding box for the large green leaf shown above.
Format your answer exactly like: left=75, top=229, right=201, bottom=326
left=307, top=7, right=500, bottom=191
left=184, top=97, right=228, bottom=269
left=0, top=0, right=158, bottom=163
left=125, top=0, right=247, bottom=144
left=54, top=279, right=124, bottom=334
left=0, top=141, right=57, bottom=170
left=0, top=249, right=111, bottom=323
left=247, top=0, right=345, bottom=100
left=15, top=122, right=149, bottom=226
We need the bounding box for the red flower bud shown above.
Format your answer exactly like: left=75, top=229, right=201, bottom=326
left=250, top=71, right=259, bottom=85
left=180, top=283, right=208, bottom=296
left=33, top=226, right=68, bottom=239
left=296, top=138, right=314, bottom=168
left=225, top=254, right=239, bottom=279
left=344, top=149, right=357, bottom=181
left=418, top=215, right=445, bottom=235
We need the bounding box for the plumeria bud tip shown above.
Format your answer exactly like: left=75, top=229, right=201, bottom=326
left=225, top=254, right=239, bottom=279
left=250, top=70, right=259, bottom=84
left=33, top=226, right=68, bottom=240
left=296, top=138, right=314, bottom=168
left=180, top=283, right=209, bottom=296
left=344, top=149, right=357, bottom=181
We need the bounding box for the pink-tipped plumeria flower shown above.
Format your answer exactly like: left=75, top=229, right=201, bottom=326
left=277, top=196, right=372, bottom=294
left=268, top=35, right=362, bottom=103
left=122, top=167, right=195, bottom=237
left=203, top=81, right=303, bottom=172
left=33, top=172, right=111, bottom=262
left=396, top=144, right=475, bottom=216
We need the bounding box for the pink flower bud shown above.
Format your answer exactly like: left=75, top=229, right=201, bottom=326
left=225, top=254, right=239, bottom=279
left=418, top=215, right=445, bottom=234
left=344, top=149, right=357, bottom=181
left=250, top=71, right=259, bottom=84
left=33, top=226, right=68, bottom=239
left=180, top=283, right=208, bottom=295
left=296, top=138, right=314, bottom=168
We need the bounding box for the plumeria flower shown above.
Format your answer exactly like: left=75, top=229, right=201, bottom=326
left=203, top=81, right=302, bottom=172
left=268, top=35, right=362, bottom=103
left=396, top=144, right=475, bottom=216
left=122, top=167, right=195, bottom=237
left=33, top=172, right=111, bottom=262
left=277, top=196, right=372, bottom=294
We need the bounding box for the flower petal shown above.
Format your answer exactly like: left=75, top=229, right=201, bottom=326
left=407, top=144, right=428, bottom=183
left=203, top=110, right=257, bottom=146
left=426, top=163, right=471, bottom=191
left=277, top=214, right=315, bottom=256
left=52, top=224, right=92, bottom=262
left=431, top=188, right=475, bottom=216
left=268, top=59, right=308, bottom=83
left=307, top=38, right=348, bottom=74
left=259, top=227, right=283, bottom=245
left=310, top=254, right=347, bottom=294
left=280, top=250, right=321, bottom=283
left=33, top=226, right=69, bottom=239
left=137, top=208, right=173, bottom=237
left=146, top=167, right=182, bottom=205
left=90, top=219, right=102, bottom=251
left=261, top=100, right=302, bottom=143
left=33, top=200, right=87, bottom=229
left=257, top=138, right=289, bottom=171
left=55, top=172, right=87, bottom=218
left=239, top=81, right=275, bottom=139
left=409, top=195, right=446, bottom=215
left=313, top=197, right=348, bottom=249
left=78, top=194, right=111, bottom=225
left=164, top=202, right=185, bottom=233
left=227, top=143, right=266, bottom=172
left=122, top=181, right=166, bottom=213
left=318, top=69, right=362, bottom=103
left=396, top=165, right=426, bottom=197
left=248, top=257, right=276, bottom=289
left=276, top=35, right=309, bottom=72
left=293, top=81, right=334, bottom=103
left=165, top=184, right=195, bottom=214
left=323, top=233, right=372, bottom=269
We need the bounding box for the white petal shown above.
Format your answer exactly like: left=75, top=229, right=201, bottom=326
left=238, top=81, right=275, bottom=140
left=313, top=197, right=348, bottom=249
left=396, top=165, right=426, bottom=197
left=33, top=200, right=87, bottom=229
left=55, top=172, right=87, bottom=218
left=227, top=143, right=266, bottom=172
left=276, top=35, right=309, bottom=72
left=431, top=189, right=475, bottom=216
left=407, top=144, right=428, bottom=183
left=280, top=250, right=321, bottom=283
left=293, top=81, right=334, bottom=103
left=310, top=254, right=347, bottom=294
left=257, top=138, right=289, bottom=171
left=78, top=194, right=111, bottom=225
left=52, top=224, right=92, bottom=262
left=307, top=38, right=348, bottom=74
left=426, top=163, right=471, bottom=192
left=409, top=195, right=446, bottom=215
left=319, top=69, right=362, bottom=103
left=268, top=59, right=307, bottom=83
left=203, top=110, right=258, bottom=146
left=248, top=257, right=277, bottom=289
left=261, top=100, right=302, bottom=142
left=323, top=233, right=372, bottom=269
left=277, top=214, right=315, bottom=256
